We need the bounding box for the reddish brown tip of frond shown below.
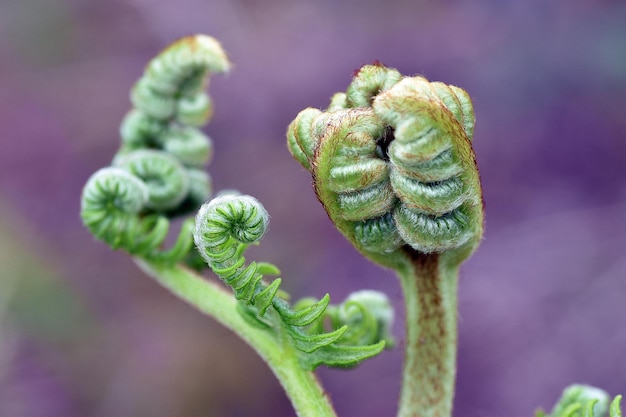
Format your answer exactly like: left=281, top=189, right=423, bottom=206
left=181, top=35, right=200, bottom=51
left=353, top=60, right=386, bottom=77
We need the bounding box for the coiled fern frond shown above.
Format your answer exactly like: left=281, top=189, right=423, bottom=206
left=193, top=194, right=389, bottom=369
left=295, top=289, right=396, bottom=349
left=536, top=385, right=623, bottom=417
left=81, top=35, right=231, bottom=265
left=287, top=62, right=483, bottom=268
left=81, top=167, right=195, bottom=263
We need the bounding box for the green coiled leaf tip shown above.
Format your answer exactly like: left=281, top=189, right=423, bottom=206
left=296, top=289, right=396, bottom=349
left=82, top=35, right=230, bottom=264
left=80, top=166, right=195, bottom=263
left=193, top=194, right=388, bottom=369
left=81, top=167, right=149, bottom=249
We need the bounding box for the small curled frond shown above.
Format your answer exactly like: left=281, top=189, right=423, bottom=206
left=131, top=35, right=231, bottom=122
left=193, top=194, right=386, bottom=369
left=121, top=34, right=225, bottom=173
left=287, top=63, right=484, bottom=268
left=82, top=35, right=230, bottom=265
left=80, top=167, right=195, bottom=264
left=297, top=289, right=395, bottom=349
left=537, top=384, right=623, bottom=417
left=81, top=167, right=149, bottom=249
left=144, top=35, right=231, bottom=95
left=338, top=290, right=395, bottom=347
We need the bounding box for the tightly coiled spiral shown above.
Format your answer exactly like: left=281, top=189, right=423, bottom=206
left=82, top=35, right=230, bottom=264
left=193, top=194, right=279, bottom=314
left=193, top=194, right=387, bottom=369
left=80, top=167, right=195, bottom=263
left=287, top=63, right=483, bottom=260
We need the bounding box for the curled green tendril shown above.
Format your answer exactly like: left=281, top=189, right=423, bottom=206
left=287, top=64, right=483, bottom=265
left=193, top=194, right=276, bottom=311
left=80, top=167, right=194, bottom=263
left=193, top=194, right=386, bottom=369
left=81, top=167, right=149, bottom=249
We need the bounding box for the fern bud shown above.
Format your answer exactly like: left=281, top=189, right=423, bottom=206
left=80, top=167, right=149, bottom=248
left=194, top=194, right=269, bottom=257
left=144, top=35, right=232, bottom=96
left=287, top=65, right=483, bottom=263
left=338, top=290, right=395, bottom=347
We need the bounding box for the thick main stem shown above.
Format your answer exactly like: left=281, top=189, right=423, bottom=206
left=135, top=259, right=337, bottom=417
left=397, top=252, right=459, bottom=417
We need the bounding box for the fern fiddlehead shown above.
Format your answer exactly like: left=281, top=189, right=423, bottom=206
left=288, top=63, right=484, bottom=417
left=288, top=65, right=481, bottom=264
left=81, top=35, right=231, bottom=265
left=296, top=289, right=396, bottom=349
left=81, top=167, right=150, bottom=250
left=193, top=193, right=388, bottom=370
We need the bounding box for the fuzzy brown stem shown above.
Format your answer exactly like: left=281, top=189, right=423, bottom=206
left=397, top=251, right=459, bottom=417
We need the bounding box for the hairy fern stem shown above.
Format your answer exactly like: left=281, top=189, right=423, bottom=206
left=396, top=252, right=459, bottom=417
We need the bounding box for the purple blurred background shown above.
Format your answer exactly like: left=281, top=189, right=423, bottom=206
left=1, top=0, right=625, bottom=416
